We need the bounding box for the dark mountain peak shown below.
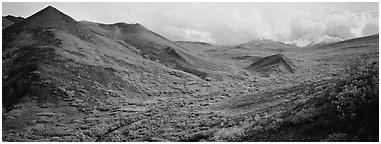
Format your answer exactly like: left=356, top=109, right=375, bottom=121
left=40, top=5, right=61, bottom=14
left=26, top=5, right=76, bottom=24
left=4, top=5, right=78, bottom=31
left=3, top=5, right=94, bottom=41
left=45, top=5, right=55, bottom=10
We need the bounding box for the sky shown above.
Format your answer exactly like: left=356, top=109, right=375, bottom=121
left=2, top=2, right=379, bottom=45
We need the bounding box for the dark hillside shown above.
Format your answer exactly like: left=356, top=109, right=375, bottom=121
left=3, top=15, right=25, bottom=23
left=245, top=54, right=296, bottom=74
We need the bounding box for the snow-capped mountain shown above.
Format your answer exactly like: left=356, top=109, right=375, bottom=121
left=306, top=33, right=345, bottom=47
left=293, top=33, right=345, bottom=47
left=243, top=38, right=281, bottom=46
left=241, top=38, right=299, bottom=49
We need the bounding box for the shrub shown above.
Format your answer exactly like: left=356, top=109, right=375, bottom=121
left=329, top=55, right=378, bottom=141
left=343, top=55, right=372, bottom=76
left=289, top=107, right=318, bottom=124
left=332, top=57, right=378, bottom=121
left=213, top=127, right=246, bottom=141
left=321, top=133, right=358, bottom=142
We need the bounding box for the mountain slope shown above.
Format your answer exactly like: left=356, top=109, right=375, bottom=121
left=3, top=15, right=25, bottom=23
left=2, top=18, right=14, bottom=28
left=82, top=21, right=225, bottom=79
left=314, top=34, right=378, bottom=49
left=3, top=6, right=221, bottom=141
left=175, top=41, right=220, bottom=58
left=2, top=15, right=25, bottom=29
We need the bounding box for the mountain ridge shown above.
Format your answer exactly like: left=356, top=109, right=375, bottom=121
left=3, top=6, right=95, bottom=42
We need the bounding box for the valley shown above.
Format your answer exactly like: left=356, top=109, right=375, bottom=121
left=2, top=6, right=379, bottom=142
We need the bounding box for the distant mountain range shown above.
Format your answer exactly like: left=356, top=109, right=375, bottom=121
left=238, top=38, right=300, bottom=52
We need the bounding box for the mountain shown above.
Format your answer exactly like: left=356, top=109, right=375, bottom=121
left=293, top=33, right=344, bottom=47
left=4, top=6, right=217, bottom=79
left=2, top=15, right=25, bottom=29
left=81, top=21, right=222, bottom=79
left=239, top=38, right=300, bottom=52
left=306, top=33, right=345, bottom=47
left=3, top=6, right=95, bottom=44
left=3, top=6, right=225, bottom=141
left=3, top=15, right=25, bottom=23
left=2, top=5, right=220, bottom=115
left=313, top=33, right=378, bottom=49
left=3, top=6, right=106, bottom=109
left=245, top=54, right=296, bottom=74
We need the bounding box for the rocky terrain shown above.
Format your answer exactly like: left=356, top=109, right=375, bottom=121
left=2, top=6, right=379, bottom=142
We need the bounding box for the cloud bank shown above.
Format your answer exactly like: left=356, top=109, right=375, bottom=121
left=3, top=2, right=379, bottom=45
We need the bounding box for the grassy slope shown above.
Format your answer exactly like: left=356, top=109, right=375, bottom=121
left=3, top=6, right=248, bottom=142
left=211, top=35, right=379, bottom=142
left=82, top=21, right=228, bottom=79
left=2, top=7, right=208, bottom=141
left=3, top=31, right=378, bottom=142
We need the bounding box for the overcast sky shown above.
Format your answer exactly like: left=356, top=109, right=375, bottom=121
left=2, top=2, right=379, bottom=45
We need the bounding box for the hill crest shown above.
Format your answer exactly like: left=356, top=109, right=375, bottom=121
left=3, top=6, right=94, bottom=41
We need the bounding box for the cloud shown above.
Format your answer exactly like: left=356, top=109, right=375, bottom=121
left=163, top=26, right=216, bottom=43
left=3, top=2, right=379, bottom=45
left=135, top=3, right=378, bottom=45
left=288, top=7, right=378, bottom=42
left=362, top=23, right=379, bottom=36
